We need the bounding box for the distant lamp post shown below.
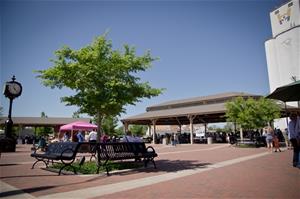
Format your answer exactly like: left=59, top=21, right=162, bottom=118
left=1, top=75, right=23, bottom=152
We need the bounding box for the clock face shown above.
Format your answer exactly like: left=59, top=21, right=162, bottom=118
left=8, top=82, right=22, bottom=95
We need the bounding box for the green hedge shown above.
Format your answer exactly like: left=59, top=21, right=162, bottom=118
left=51, top=160, right=143, bottom=174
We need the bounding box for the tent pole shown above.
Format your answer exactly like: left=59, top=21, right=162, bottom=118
left=71, top=130, right=73, bottom=142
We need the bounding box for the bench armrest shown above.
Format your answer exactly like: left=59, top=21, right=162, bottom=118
left=31, top=145, right=38, bottom=154
left=146, top=146, right=156, bottom=153
left=60, top=148, right=75, bottom=159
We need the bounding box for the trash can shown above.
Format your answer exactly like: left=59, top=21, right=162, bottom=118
left=207, top=137, right=213, bottom=144
left=162, top=137, right=167, bottom=145
left=17, top=138, right=22, bottom=144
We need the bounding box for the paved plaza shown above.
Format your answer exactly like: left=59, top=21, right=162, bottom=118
left=1, top=143, right=299, bottom=198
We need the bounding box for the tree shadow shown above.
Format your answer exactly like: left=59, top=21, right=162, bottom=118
left=0, top=186, right=56, bottom=198
left=0, top=174, right=101, bottom=197
left=0, top=174, right=56, bottom=179
left=0, top=159, right=212, bottom=197
left=0, top=163, right=19, bottom=166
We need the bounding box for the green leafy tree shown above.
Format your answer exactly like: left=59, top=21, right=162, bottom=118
left=223, top=123, right=234, bottom=133
left=115, top=126, right=125, bottom=137
left=72, top=111, right=81, bottom=119
left=208, top=125, right=218, bottom=131
left=225, top=97, right=281, bottom=130
left=36, top=112, right=53, bottom=137
left=129, top=125, right=147, bottom=137
left=36, top=33, right=163, bottom=139
left=225, top=97, right=244, bottom=129
left=256, top=97, right=281, bottom=127
left=102, top=116, right=118, bottom=136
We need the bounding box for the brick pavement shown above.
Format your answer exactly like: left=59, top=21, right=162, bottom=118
left=0, top=144, right=299, bottom=198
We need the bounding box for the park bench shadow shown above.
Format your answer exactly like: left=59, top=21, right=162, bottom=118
left=109, top=159, right=212, bottom=176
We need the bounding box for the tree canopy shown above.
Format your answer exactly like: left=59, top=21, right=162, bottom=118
left=101, top=116, right=119, bottom=136
left=225, top=97, right=281, bottom=130
left=36, top=112, right=53, bottom=137
left=129, top=125, right=147, bottom=137
left=36, top=34, right=163, bottom=136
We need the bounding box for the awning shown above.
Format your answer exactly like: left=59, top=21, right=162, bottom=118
left=59, top=121, right=97, bottom=132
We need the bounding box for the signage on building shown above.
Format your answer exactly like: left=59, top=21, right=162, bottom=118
left=270, top=0, right=300, bottom=37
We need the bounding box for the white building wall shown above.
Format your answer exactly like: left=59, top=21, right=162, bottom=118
left=265, top=0, right=300, bottom=130
left=265, top=27, right=300, bottom=92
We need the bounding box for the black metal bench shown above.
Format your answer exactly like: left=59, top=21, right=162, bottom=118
left=77, top=142, right=98, bottom=161
left=30, top=142, right=80, bottom=175
left=96, top=142, right=158, bottom=175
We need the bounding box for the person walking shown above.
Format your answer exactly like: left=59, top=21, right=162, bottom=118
left=273, top=133, right=281, bottom=152
left=63, top=132, right=70, bottom=142
left=88, top=130, right=97, bottom=143
left=288, top=112, right=300, bottom=167
left=282, top=128, right=291, bottom=149
left=76, top=131, right=85, bottom=143
left=265, top=127, right=274, bottom=152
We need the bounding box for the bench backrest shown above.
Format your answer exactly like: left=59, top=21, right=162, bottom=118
left=46, top=142, right=80, bottom=159
left=77, top=142, right=98, bottom=153
left=97, top=142, right=147, bottom=160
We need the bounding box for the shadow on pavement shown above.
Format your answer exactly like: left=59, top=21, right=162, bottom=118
left=0, top=185, right=55, bottom=198
left=1, top=174, right=56, bottom=179
left=108, top=159, right=212, bottom=176
left=0, top=175, right=101, bottom=197
left=0, top=163, right=19, bottom=166
left=0, top=159, right=212, bottom=197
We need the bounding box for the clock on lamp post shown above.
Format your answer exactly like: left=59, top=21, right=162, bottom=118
left=1, top=75, right=22, bottom=152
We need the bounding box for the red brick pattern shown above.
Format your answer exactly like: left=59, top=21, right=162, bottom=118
left=1, top=144, right=299, bottom=198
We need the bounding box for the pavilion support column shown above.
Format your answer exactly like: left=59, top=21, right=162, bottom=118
left=178, top=125, right=182, bottom=133
left=123, top=122, right=129, bottom=134
left=71, top=130, right=74, bottom=142
left=204, top=123, right=207, bottom=134
left=151, top=119, right=157, bottom=144
left=240, top=127, right=243, bottom=142
left=147, top=124, right=151, bottom=136
left=188, top=115, right=196, bottom=144
left=175, top=117, right=182, bottom=133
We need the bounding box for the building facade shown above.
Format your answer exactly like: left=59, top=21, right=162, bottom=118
left=265, top=0, right=300, bottom=129
left=265, top=0, right=300, bottom=91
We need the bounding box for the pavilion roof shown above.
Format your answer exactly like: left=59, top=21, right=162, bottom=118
left=0, top=117, right=91, bottom=127
left=122, top=92, right=300, bottom=125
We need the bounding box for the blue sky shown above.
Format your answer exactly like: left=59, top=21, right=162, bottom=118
left=0, top=0, right=283, bottom=122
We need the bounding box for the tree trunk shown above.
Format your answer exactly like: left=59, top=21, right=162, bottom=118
left=96, top=112, right=103, bottom=143
left=240, top=127, right=243, bottom=142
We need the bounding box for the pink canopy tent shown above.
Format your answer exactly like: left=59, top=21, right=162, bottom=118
left=59, top=121, right=97, bottom=131
left=59, top=121, right=97, bottom=141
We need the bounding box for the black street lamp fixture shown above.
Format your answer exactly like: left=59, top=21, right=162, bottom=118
left=1, top=75, right=23, bottom=152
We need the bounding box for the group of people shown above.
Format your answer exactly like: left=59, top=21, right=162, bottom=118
left=122, top=131, right=142, bottom=142
left=62, top=130, right=142, bottom=143
left=264, top=127, right=282, bottom=152
left=265, top=112, right=300, bottom=168
left=62, top=130, right=98, bottom=143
